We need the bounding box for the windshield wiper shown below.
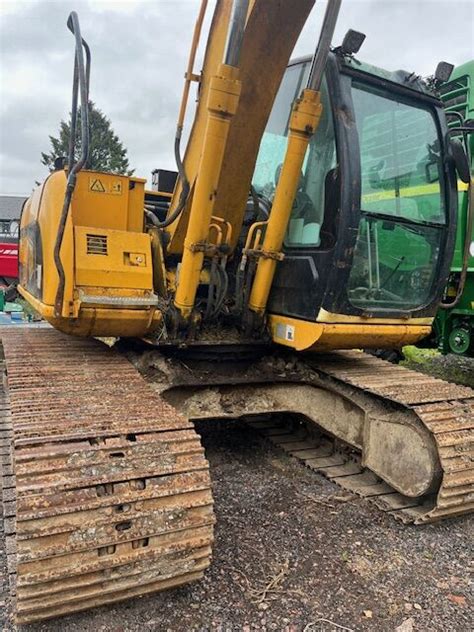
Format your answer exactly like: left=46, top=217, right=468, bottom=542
left=360, top=209, right=445, bottom=229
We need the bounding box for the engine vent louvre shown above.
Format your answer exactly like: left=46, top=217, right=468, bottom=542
left=86, top=234, right=108, bottom=255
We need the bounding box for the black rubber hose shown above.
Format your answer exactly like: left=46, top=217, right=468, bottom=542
left=67, top=62, right=79, bottom=174
left=54, top=11, right=91, bottom=315
left=205, top=261, right=218, bottom=320
left=210, top=264, right=228, bottom=318
left=153, top=132, right=190, bottom=229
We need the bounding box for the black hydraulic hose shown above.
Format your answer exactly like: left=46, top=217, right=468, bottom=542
left=243, top=258, right=256, bottom=314
left=210, top=264, right=228, bottom=318
left=54, top=11, right=91, bottom=315
left=67, top=27, right=90, bottom=173
left=153, top=132, right=190, bottom=229
left=205, top=260, right=218, bottom=320
left=66, top=14, right=91, bottom=174
left=67, top=62, right=79, bottom=174
left=235, top=258, right=245, bottom=313
left=144, top=209, right=161, bottom=227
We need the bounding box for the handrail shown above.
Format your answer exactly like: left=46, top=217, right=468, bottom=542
left=440, top=122, right=473, bottom=309
left=54, top=11, right=91, bottom=316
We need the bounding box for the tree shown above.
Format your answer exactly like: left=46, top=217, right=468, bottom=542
left=41, top=101, right=134, bottom=175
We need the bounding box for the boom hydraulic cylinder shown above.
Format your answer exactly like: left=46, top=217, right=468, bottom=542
left=174, top=0, right=249, bottom=319
left=248, top=0, right=341, bottom=318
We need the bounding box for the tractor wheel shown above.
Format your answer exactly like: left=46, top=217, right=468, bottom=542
left=448, top=326, right=472, bottom=355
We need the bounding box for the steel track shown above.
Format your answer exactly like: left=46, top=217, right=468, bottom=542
left=1, top=332, right=473, bottom=624
left=0, top=328, right=215, bottom=624
left=247, top=351, right=474, bottom=524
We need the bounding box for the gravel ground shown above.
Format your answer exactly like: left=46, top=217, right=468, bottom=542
left=1, top=353, right=472, bottom=632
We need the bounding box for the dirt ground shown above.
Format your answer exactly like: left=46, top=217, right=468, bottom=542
left=1, top=353, right=473, bottom=632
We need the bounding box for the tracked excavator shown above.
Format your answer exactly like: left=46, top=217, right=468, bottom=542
left=1, top=0, right=473, bottom=624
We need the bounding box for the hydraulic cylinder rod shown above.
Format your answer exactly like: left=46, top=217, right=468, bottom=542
left=248, top=0, right=341, bottom=317
left=174, top=0, right=249, bottom=319
left=248, top=90, right=322, bottom=315
left=224, top=0, right=249, bottom=66
left=308, top=0, right=341, bottom=91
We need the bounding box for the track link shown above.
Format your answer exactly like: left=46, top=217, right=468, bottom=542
left=248, top=351, right=474, bottom=524
left=0, top=328, right=215, bottom=624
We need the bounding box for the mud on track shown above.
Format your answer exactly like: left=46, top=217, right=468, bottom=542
left=1, top=415, right=471, bottom=632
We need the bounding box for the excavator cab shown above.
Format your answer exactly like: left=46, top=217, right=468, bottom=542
left=252, top=53, right=458, bottom=350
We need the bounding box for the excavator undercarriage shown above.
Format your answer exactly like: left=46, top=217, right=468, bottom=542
left=1, top=329, right=473, bottom=623
left=138, top=343, right=474, bottom=524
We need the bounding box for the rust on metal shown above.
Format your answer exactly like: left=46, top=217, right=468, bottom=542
left=0, top=328, right=215, bottom=624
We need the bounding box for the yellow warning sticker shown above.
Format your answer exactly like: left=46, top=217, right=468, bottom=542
left=89, top=178, right=106, bottom=193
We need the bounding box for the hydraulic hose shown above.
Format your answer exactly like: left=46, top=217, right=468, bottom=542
left=54, top=11, right=91, bottom=316
left=154, top=135, right=190, bottom=229
left=157, top=0, right=208, bottom=229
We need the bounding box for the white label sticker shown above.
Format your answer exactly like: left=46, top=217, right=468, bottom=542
left=36, top=264, right=42, bottom=290
left=470, top=241, right=474, bottom=257
left=275, top=323, right=296, bottom=342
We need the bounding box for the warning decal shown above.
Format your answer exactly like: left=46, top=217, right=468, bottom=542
left=89, top=178, right=106, bottom=193
left=110, top=181, right=123, bottom=195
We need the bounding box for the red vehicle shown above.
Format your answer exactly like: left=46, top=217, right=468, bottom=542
left=0, top=195, right=23, bottom=288
left=0, top=221, right=19, bottom=285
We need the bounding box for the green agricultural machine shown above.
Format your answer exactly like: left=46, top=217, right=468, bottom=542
left=434, top=61, right=474, bottom=355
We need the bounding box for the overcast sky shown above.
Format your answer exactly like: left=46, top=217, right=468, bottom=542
left=0, top=0, right=473, bottom=195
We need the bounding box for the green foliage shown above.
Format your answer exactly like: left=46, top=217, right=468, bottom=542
left=402, top=345, right=439, bottom=365
left=41, top=101, right=134, bottom=175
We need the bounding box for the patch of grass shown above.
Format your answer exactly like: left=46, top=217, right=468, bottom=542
left=401, top=345, right=439, bottom=365
left=401, top=345, right=474, bottom=388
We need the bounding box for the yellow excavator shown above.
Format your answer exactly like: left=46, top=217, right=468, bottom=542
left=1, top=0, right=473, bottom=624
